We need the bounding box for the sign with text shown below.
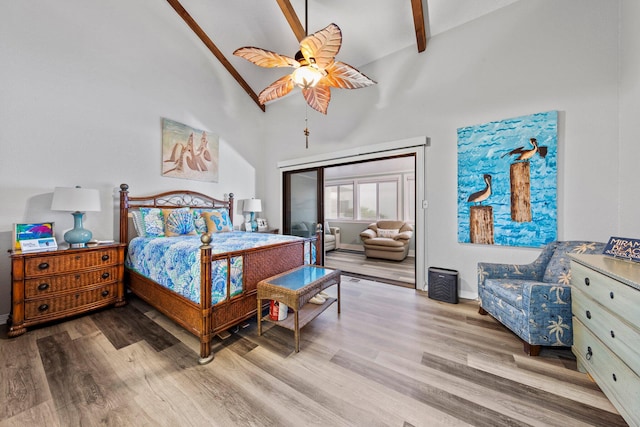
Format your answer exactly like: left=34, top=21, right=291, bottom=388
left=602, top=237, right=640, bottom=262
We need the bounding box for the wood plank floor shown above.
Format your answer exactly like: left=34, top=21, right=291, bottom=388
left=0, top=276, right=628, bottom=427
left=325, top=249, right=415, bottom=286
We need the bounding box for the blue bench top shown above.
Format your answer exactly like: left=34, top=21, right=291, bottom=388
left=265, top=265, right=338, bottom=291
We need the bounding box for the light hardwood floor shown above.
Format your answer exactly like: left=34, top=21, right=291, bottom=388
left=0, top=276, right=627, bottom=427
left=325, top=249, right=415, bottom=286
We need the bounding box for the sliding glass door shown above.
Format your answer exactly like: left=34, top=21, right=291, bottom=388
left=283, top=167, right=325, bottom=264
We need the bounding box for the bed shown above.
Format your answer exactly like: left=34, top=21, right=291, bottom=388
left=118, top=184, right=318, bottom=364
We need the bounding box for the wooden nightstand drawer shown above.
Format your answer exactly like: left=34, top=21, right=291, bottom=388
left=10, top=243, right=126, bottom=337
left=23, top=247, right=120, bottom=277
left=24, top=266, right=120, bottom=297
left=24, top=283, right=119, bottom=320
left=572, top=261, right=640, bottom=327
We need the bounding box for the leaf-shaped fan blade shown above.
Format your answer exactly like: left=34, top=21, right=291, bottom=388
left=233, top=47, right=299, bottom=68
left=302, top=85, right=332, bottom=115
left=323, top=61, right=377, bottom=89
left=300, top=23, right=341, bottom=70
left=258, top=74, right=295, bottom=105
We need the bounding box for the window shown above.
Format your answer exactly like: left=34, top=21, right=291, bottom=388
left=357, top=180, right=398, bottom=220
left=326, top=177, right=404, bottom=221
left=325, top=183, right=353, bottom=219
left=404, top=174, right=415, bottom=223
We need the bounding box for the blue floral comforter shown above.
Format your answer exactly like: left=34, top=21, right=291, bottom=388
left=125, top=232, right=304, bottom=305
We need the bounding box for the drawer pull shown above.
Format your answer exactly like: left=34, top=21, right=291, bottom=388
left=38, top=303, right=49, bottom=312
left=102, top=254, right=110, bottom=261
left=584, top=277, right=590, bottom=286
left=38, top=262, right=49, bottom=270
left=609, top=291, right=614, bottom=299
left=612, top=373, right=617, bottom=382
left=37, top=283, right=50, bottom=291
left=101, top=272, right=110, bottom=279
left=585, top=310, right=592, bottom=320
left=610, top=330, right=615, bottom=338
left=101, top=290, right=110, bottom=297
left=586, top=346, right=593, bottom=360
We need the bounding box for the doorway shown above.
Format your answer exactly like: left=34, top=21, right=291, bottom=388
left=279, top=138, right=428, bottom=290
left=323, top=155, right=416, bottom=286
left=283, top=154, right=417, bottom=287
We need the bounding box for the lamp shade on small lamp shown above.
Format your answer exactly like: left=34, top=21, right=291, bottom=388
left=51, top=186, right=101, bottom=248
left=243, top=199, right=262, bottom=232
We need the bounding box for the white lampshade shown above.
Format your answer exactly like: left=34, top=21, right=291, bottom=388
left=51, top=186, right=101, bottom=212
left=243, top=198, right=262, bottom=213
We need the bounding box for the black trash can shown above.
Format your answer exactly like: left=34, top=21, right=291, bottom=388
left=428, top=267, right=459, bottom=304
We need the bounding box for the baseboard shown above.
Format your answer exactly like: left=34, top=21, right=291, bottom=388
left=0, top=313, right=8, bottom=325
left=339, top=243, right=364, bottom=251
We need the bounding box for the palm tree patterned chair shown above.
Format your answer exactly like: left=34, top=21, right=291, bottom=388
left=478, top=241, right=606, bottom=356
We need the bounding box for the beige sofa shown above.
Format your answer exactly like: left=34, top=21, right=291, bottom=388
left=360, top=220, right=413, bottom=261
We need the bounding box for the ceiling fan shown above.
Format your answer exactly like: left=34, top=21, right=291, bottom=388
left=233, top=22, right=376, bottom=114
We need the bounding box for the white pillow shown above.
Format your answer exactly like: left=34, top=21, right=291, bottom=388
left=131, top=211, right=146, bottom=237
left=377, top=228, right=399, bottom=238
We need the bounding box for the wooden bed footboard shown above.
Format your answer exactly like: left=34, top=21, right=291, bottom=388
left=119, top=184, right=319, bottom=364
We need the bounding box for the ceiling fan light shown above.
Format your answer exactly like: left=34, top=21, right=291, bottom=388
left=292, top=66, right=323, bottom=89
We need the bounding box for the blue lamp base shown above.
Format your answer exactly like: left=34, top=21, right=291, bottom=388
left=250, top=212, right=258, bottom=232
left=64, top=211, right=93, bottom=248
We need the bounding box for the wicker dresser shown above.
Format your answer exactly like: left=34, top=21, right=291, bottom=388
left=570, top=254, right=640, bottom=426
left=9, top=243, right=126, bottom=337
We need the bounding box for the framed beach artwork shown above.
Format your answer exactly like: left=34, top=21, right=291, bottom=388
left=457, top=111, right=558, bottom=247
left=162, top=118, right=219, bottom=182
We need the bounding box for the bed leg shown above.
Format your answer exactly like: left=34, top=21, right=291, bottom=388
left=198, top=341, right=214, bottom=365
left=198, top=354, right=214, bottom=365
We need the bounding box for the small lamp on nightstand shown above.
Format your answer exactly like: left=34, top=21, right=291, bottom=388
left=51, top=186, right=101, bottom=248
left=243, top=198, right=262, bottom=232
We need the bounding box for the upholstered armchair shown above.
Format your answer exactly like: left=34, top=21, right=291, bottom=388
left=360, top=220, right=413, bottom=261
left=324, top=222, right=340, bottom=251
left=478, top=240, right=606, bottom=356
left=291, top=221, right=317, bottom=238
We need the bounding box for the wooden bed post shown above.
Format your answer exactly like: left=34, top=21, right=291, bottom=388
left=119, top=184, right=129, bottom=245
left=315, top=232, right=321, bottom=265
left=228, top=192, right=234, bottom=223
left=198, top=233, right=214, bottom=365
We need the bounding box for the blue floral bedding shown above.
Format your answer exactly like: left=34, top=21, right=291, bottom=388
left=125, top=232, right=305, bottom=305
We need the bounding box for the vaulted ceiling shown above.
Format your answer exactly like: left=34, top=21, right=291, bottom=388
left=167, top=0, right=519, bottom=111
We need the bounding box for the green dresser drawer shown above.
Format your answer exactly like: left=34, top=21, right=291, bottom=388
left=572, top=287, right=640, bottom=376
left=572, top=261, right=640, bottom=327
left=573, top=319, right=640, bottom=426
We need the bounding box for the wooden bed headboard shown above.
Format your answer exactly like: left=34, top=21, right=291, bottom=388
left=119, top=183, right=234, bottom=244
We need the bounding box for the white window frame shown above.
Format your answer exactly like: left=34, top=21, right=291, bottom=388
left=356, top=175, right=402, bottom=221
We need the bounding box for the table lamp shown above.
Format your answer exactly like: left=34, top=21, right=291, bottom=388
left=51, top=186, right=101, bottom=248
left=243, top=198, right=262, bottom=232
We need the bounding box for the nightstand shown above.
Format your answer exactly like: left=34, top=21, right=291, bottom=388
left=9, top=243, right=126, bottom=337
left=258, top=228, right=279, bottom=234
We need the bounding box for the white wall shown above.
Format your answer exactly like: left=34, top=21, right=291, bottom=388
left=619, top=0, right=640, bottom=236
left=0, top=1, right=266, bottom=316
left=259, top=0, right=627, bottom=298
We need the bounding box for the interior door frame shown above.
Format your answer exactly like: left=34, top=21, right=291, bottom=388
left=282, top=167, right=325, bottom=264
left=278, top=137, right=428, bottom=290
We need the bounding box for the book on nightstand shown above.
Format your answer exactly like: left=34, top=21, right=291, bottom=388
left=19, top=237, right=58, bottom=253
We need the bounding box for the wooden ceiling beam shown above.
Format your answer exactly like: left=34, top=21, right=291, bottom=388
left=411, top=0, right=428, bottom=52
left=166, top=0, right=265, bottom=111
left=275, top=0, right=306, bottom=42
